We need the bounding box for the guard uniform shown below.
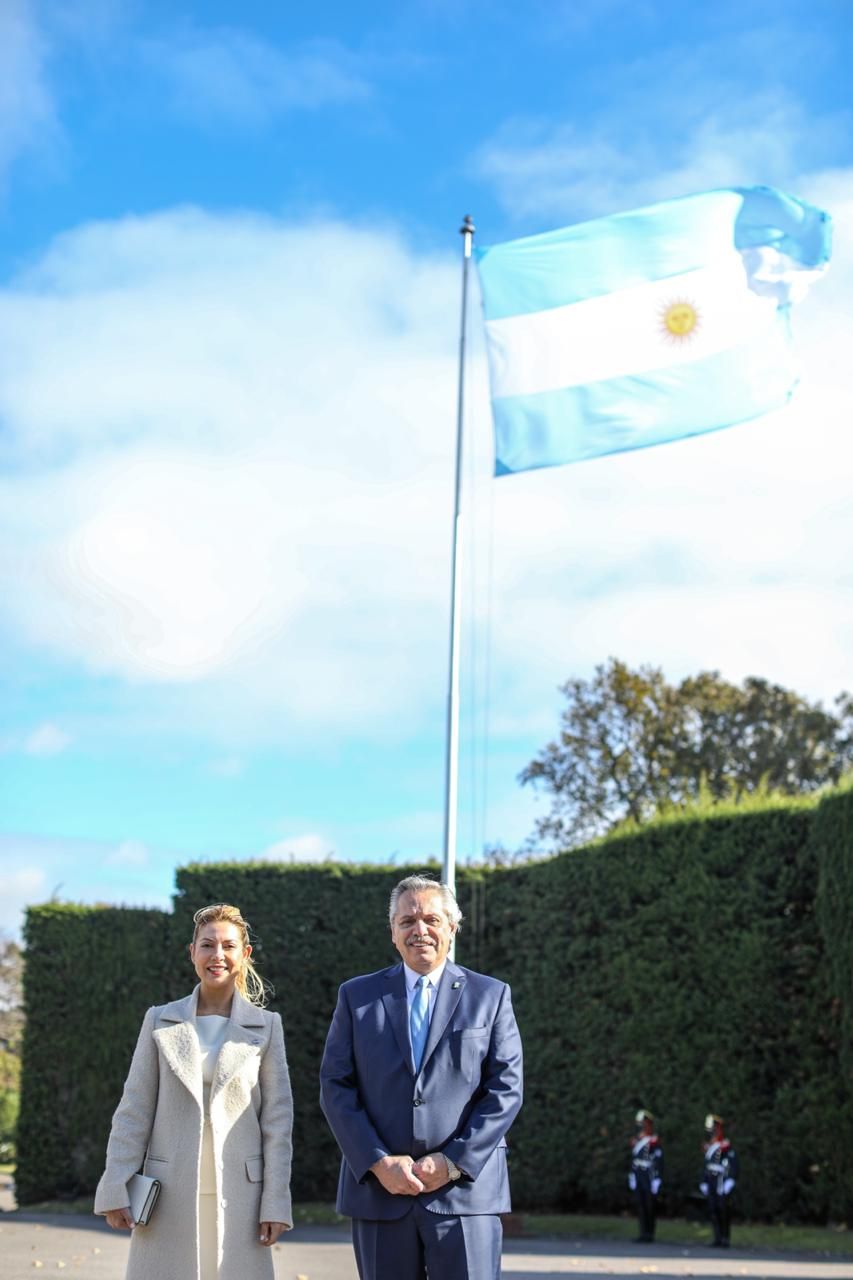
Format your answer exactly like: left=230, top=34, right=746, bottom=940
left=628, top=1109, right=663, bottom=1243
left=700, top=1113, right=739, bottom=1247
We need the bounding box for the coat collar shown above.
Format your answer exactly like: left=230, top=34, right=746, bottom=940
left=159, top=984, right=266, bottom=1028
left=380, top=960, right=467, bottom=1075
left=381, top=964, right=411, bottom=1070
left=155, top=985, right=266, bottom=1108
left=419, top=959, right=465, bottom=1076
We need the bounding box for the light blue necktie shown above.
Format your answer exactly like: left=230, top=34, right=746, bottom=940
left=410, top=976, right=430, bottom=1071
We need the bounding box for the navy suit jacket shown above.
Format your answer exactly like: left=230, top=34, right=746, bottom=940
left=319, top=958, right=523, bottom=1219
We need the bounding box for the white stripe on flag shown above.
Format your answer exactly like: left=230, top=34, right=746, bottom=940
left=483, top=251, right=777, bottom=400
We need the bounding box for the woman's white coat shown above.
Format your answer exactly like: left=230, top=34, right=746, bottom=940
left=94, top=985, right=293, bottom=1280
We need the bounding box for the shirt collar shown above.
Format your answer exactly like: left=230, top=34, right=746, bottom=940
left=403, top=960, right=448, bottom=991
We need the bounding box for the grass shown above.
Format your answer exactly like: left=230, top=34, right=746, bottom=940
left=518, top=1212, right=853, bottom=1257
left=4, top=1193, right=346, bottom=1226
left=292, top=1201, right=348, bottom=1226
left=9, top=1195, right=95, bottom=1215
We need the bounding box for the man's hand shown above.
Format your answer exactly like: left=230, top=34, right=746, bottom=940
left=369, top=1155, right=425, bottom=1195
left=411, top=1153, right=451, bottom=1192
left=104, top=1207, right=135, bottom=1230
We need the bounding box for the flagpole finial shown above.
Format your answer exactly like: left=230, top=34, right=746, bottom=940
left=459, top=215, right=475, bottom=260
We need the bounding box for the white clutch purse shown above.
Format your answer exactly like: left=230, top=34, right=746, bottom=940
left=128, top=1172, right=161, bottom=1226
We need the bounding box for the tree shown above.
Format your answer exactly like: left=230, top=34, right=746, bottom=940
left=521, top=659, right=853, bottom=847
left=0, top=937, right=24, bottom=1053
left=0, top=938, right=23, bottom=1162
left=0, top=936, right=23, bottom=1054
left=0, top=1049, right=20, bottom=1162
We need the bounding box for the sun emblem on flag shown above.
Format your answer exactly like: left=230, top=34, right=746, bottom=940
left=660, top=299, right=700, bottom=343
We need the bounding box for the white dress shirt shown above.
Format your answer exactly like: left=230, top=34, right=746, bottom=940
left=402, top=960, right=447, bottom=1026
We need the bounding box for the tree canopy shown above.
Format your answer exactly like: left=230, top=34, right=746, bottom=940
left=0, top=937, right=23, bottom=1052
left=521, top=658, right=853, bottom=847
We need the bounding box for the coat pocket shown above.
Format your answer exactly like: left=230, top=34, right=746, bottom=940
left=451, top=1026, right=489, bottom=1079
left=245, top=1156, right=264, bottom=1183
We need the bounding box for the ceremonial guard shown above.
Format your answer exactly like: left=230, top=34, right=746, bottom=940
left=628, top=1109, right=663, bottom=1243
left=700, top=1113, right=739, bottom=1247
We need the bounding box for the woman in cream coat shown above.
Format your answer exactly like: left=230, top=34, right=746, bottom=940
left=95, top=903, right=293, bottom=1280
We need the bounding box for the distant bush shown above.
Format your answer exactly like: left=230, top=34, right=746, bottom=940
left=0, top=1048, right=20, bottom=1162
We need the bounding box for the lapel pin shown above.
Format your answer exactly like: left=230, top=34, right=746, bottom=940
left=452, top=981, right=461, bottom=988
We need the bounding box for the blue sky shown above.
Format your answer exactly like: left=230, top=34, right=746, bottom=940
left=2, top=0, right=852, bottom=937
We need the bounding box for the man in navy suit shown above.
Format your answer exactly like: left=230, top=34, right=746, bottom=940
left=320, top=874, right=523, bottom=1280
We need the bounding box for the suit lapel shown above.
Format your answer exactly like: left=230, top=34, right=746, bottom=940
left=209, top=990, right=265, bottom=1106
left=154, top=989, right=203, bottom=1108
left=381, top=965, right=413, bottom=1073
left=418, top=961, right=465, bottom=1076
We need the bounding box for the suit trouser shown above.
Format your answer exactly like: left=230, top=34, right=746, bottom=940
left=708, top=1191, right=731, bottom=1244
left=635, top=1187, right=656, bottom=1240
left=352, top=1201, right=502, bottom=1280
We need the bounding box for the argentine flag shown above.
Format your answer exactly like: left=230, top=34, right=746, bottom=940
left=475, top=186, right=832, bottom=476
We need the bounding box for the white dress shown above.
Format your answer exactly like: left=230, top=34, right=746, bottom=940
left=196, top=1015, right=229, bottom=1280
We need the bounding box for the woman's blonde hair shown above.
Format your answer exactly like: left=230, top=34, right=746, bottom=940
left=191, top=903, right=269, bottom=1007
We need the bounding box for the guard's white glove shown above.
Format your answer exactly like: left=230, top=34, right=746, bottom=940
left=699, top=1181, right=709, bottom=1196
left=651, top=1178, right=661, bottom=1195
left=723, top=1178, right=735, bottom=1195
left=628, top=1172, right=637, bottom=1191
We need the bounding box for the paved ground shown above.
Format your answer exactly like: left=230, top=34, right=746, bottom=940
left=3, top=1179, right=851, bottom=1280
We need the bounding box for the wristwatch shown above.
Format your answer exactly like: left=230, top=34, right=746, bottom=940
left=444, top=1155, right=462, bottom=1181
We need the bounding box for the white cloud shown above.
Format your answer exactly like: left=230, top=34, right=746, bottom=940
left=0, top=0, right=57, bottom=187
left=0, top=865, right=48, bottom=937
left=474, top=83, right=845, bottom=224
left=0, top=210, right=458, bottom=739
left=104, top=839, right=149, bottom=868
left=24, top=722, right=72, bottom=756
left=258, top=833, right=335, bottom=863
left=0, top=833, right=174, bottom=939
left=0, top=176, right=851, bottom=776
left=144, top=27, right=371, bottom=124
left=208, top=756, right=244, bottom=779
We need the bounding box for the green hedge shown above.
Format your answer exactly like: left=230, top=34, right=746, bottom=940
left=479, top=799, right=846, bottom=1221
left=17, top=905, right=172, bottom=1204
left=16, top=792, right=853, bottom=1220
left=813, top=782, right=853, bottom=1206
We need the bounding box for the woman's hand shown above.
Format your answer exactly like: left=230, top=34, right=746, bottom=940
left=105, top=1207, right=135, bottom=1230
left=259, top=1221, right=289, bottom=1246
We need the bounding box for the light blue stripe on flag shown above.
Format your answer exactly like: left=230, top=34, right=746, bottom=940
left=475, top=186, right=831, bottom=476
left=493, top=311, right=793, bottom=474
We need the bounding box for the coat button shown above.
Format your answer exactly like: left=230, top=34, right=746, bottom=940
left=413, top=1099, right=422, bottom=1107
left=221, top=1198, right=228, bottom=1208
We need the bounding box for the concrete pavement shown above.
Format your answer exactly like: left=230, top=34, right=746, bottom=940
left=2, top=1212, right=852, bottom=1280
left=2, top=1177, right=851, bottom=1280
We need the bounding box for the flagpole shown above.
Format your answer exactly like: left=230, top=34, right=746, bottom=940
left=443, top=214, right=475, bottom=921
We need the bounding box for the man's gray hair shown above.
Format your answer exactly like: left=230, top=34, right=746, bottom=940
left=388, top=874, right=463, bottom=930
